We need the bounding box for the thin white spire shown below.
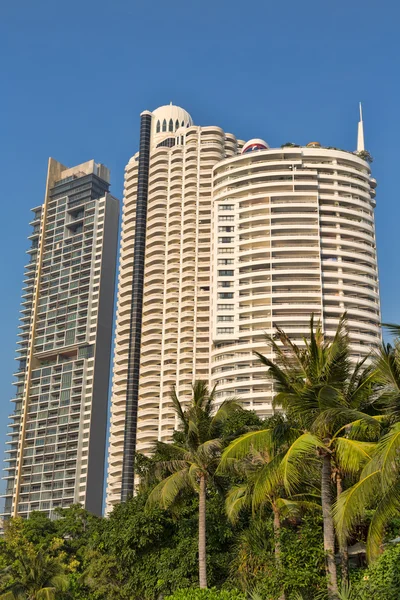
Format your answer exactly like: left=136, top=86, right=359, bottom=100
left=357, top=102, right=365, bottom=152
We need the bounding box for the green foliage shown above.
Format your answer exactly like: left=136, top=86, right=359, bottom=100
left=229, top=514, right=326, bottom=599
left=8, top=321, right=400, bottom=600
left=353, top=543, right=400, bottom=598
left=165, top=588, right=246, bottom=599
left=355, top=150, right=374, bottom=163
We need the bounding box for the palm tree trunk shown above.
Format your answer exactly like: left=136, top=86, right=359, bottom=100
left=199, top=473, right=207, bottom=589
left=272, top=502, right=285, bottom=600
left=321, top=454, right=338, bottom=598
left=336, top=471, right=349, bottom=586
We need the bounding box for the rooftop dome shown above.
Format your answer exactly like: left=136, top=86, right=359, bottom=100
left=241, top=138, right=269, bottom=154
left=152, top=103, right=194, bottom=143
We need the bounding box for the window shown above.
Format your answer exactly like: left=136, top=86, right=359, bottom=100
left=61, top=372, right=72, bottom=389
left=218, top=304, right=234, bottom=310
left=218, top=315, right=234, bottom=322
left=175, top=119, right=179, bottom=130
left=162, top=119, right=167, bottom=132
left=78, top=345, right=94, bottom=359
left=218, top=204, right=234, bottom=211
left=217, top=327, right=234, bottom=334
left=218, top=215, right=234, bottom=221
left=218, top=270, right=234, bottom=276
left=181, top=120, right=185, bottom=127
left=156, top=120, right=161, bottom=133
left=218, top=226, right=234, bottom=233
left=218, top=259, right=234, bottom=265
left=218, top=281, right=233, bottom=288
left=168, top=119, right=174, bottom=132
left=218, top=237, right=234, bottom=244
left=218, top=292, right=234, bottom=299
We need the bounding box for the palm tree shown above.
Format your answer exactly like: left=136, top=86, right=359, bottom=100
left=219, top=415, right=319, bottom=600
left=334, top=336, right=400, bottom=562
left=146, top=380, right=242, bottom=589
left=252, top=316, right=378, bottom=598
left=0, top=546, right=68, bottom=600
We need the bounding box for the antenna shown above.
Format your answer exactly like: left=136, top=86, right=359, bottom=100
left=357, top=102, right=365, bottom=152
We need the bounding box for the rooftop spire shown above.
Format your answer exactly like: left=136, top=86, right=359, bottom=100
left=357, top=102, right=365, bottom=152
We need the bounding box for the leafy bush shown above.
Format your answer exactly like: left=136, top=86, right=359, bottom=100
left=165, top=589, right=245, bottom=600
left=353, top=543, right=400, bottom=599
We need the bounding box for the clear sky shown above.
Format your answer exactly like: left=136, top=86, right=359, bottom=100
left=0, top=0, right=399, bottom=488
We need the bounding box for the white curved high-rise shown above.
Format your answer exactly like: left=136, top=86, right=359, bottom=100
left=106, top=104, right=241, bottom=510
left=106, top=104, right=381, bottom=511
left=210, top=139, right=380, bottom=414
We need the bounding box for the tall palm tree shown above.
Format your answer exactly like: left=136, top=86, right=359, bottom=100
left=219, top=415, right=319, bottom=600
left=146, top=380, right=242, bottom=589
left=0, top=546, right=68, bottom=600
left=334, top=336, right=400, bottom=562
left=251, top=316, right=378, bottom=598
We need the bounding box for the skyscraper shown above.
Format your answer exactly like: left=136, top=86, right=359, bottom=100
left=2, top=158, right=119, bottom=519
left=106, top=105, right=242, bottom=509
left=106, top=104, right=381, bottom=511
left=210, top=134, right=380, bottom=414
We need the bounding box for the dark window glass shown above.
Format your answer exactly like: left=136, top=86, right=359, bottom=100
left=168, top=119, right=174, bottom=132
left=162, top=119, right=167, bottom=132
left=175, top=119, right=179, bottom=130
left=181, top=120, right=185, bottom=127
left=156, top=120, right=161, bottom=133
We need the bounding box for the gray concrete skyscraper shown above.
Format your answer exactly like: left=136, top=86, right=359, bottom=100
left=2, top=158, right=119, bottom=518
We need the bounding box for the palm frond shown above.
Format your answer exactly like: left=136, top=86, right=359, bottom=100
left=217, top=429, right=274, bottom=474
left=145, top=468, right=190, bottom=509
left=170, top=386, right=188, bottom=430
left=382, top=323, right=400, bottom=338
left=251, top=454, right=284, bottom=510
left=334, top=437, right=376, bottom=475
left=209, top=399, right=243, bottom=436
left=374, top=422, right=400, bottom=487
left=333, top=469, right=382, bottom=544
left=280, top=433, right=325, bottom=493
left=275, top=496, right=321, bottom=518
left=366, top=480, right=400, bottom=562
left=225, top=484, right=251, bottom=523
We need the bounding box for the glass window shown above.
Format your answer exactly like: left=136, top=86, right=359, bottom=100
left=156, top=120, right=161, bottom=133
left=175, top=119, right=179, bottom=130
left=168, top=119, right=174, bottom=132
left=181, top=120, right=185, bottom=127
left=218, top=270, right=234, bottom=276
left=162, top=119, right=167, bottom=132
left=217, top=327, right=234, bottom=334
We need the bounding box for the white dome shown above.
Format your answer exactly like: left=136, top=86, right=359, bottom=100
left=151, top=104, right=194, bottom=145
left=241, top=138, right=269, bottom=154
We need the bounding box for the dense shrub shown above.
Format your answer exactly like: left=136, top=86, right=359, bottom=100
left=354, top=544, right=400, bottom=599
left=165, top=588, right=246, bottom=600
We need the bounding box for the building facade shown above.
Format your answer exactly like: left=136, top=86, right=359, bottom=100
left=2, top=159, right=119, bottom=519
left=210, top=139, right=380, bottom=414
left=106, top=105, right=242, bottom=509
left=106, top=104, right=381, bottom=511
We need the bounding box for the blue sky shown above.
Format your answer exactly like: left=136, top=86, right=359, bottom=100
left=0, top=0, right=399, bottom=485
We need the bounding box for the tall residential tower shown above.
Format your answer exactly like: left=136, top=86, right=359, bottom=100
left=2, top=159, right=119, bottom=518
left=106, top=105, right=242, bottom=509
left=106, top=105, right=381, bottom=511
left=210, top=138, right=380, bottom=414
